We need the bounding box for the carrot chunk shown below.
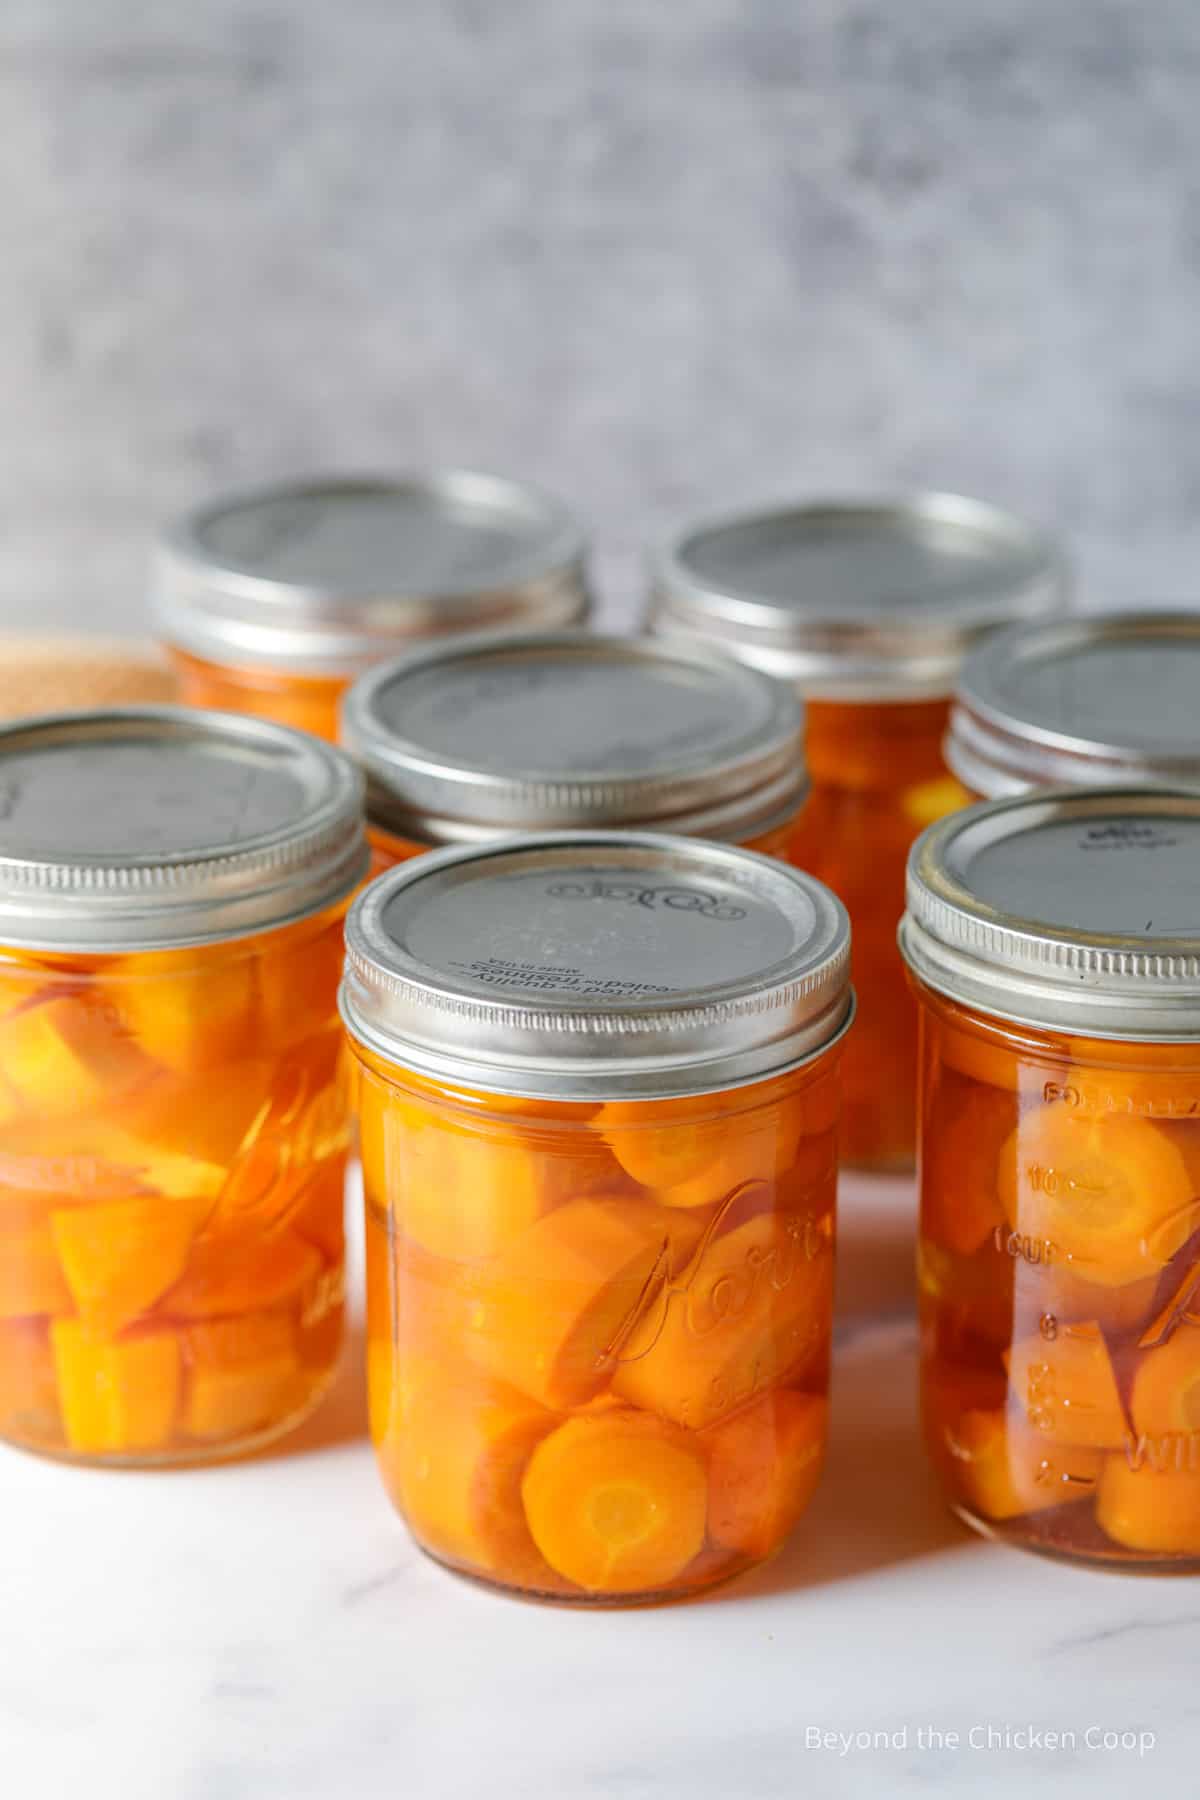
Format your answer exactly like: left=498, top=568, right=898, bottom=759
left=0, top=990, right=149, bottom=1117
left=595, top=1100, right=801, bottom=1209
left=52, top=1196, right=209, bottom=1333
left=944, top=1406, right=1103, bottom=1521
left=379, top=1363, right=556, bottom=1586
left=1095, top=1453, right=1200, bottom=1554
left=1005, top=1320, right=1128, bottom=1450
left=104, top=954, right=257, bottom=1074
left=707, top=1391, right=826, bottom=1559
left=472, top=1197, right=689, bottom=1409
left=0, top=1223, right=72, bottom=1318
left=158, top=1228, right=321, bottom=1320
left=183, top=1312, right=299, bottom=1441
left=612, top=1211, right=829, bottom=1429
left=1128, top=1321, right=1200, bottom=1438
left=52, top=1319, right=181, bottom=1454
left=521, top=1409, right=708, bottom=1594
left=999, top=1104, right=1197, bottom=1287
left=922, top=1079, right=1012, bottom=1256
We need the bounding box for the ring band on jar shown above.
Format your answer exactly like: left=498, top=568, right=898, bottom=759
left=947, top=610, right=1200, bottom=801
left=900, top=785, right=1200, bottom=1568
left=646, top=492, right=1069, bottom=1170
left=339, top=629, right=809, bottom=869
left=0, top=708, right=367, bottom=1466
left=341, top=832, right=852, bottom=1603
left=154, top=471, right=591, bottom=742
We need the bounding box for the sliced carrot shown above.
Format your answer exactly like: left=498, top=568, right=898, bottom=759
left=1027, top=1262, right=1161, bottom=1342
left=918, top=1238, right=1016, bottom=1352
left=472, top=1197, right=690, bottom=1409
left=183, top=1311, right=299, bottom=1441
left=380, top=1363, right=557, bottom=1588
left=51, top=1318, right=181, bottom=1454
left=1005, top=1320, right=1128, bottom=1449
left=1095, top=1453, right=1200, bottom=1554
left=1128, top=1321, right=1200, bottom=1438
left=998, top=1104, right=1197, bottom=1287
left=944, top=1406, right=1103, bottom=1521
left=120, top=1060, right=276, bottom=1166
left=52, top=1196, right=209, bottom=1332
left=706, top=1391, right=826, bottom=1559
left=922, top=1077, right=1013, bottom=1256
left=0, top=1317, right=61, bottom=1440
left=0, top=989, right=150, bottom=1117
left=256, top=923, right=345, bottom=1052
left=612, top=1210, right=830, bottom=1429
left=521, top=1408, right=709, bottom=1595
left=0, top=1217, right=73, bottom=1318
left=104, top=952, right=257, bottom=1074
left=596, top=1097, right=802, bottom=1208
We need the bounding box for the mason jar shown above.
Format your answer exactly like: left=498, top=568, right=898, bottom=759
left=342, top=832, right=852, bottom=1602
left=0, top=709, right=366, bottom=1465
left=947, top=611, right=1200, bottom=800
left=339, top=630, right=808, bottom=867
left=647, top=493, right=1069, bottom=1170
left=154, top=471, right=591, bottom=742
left=901, top=786, right=1200, bottom=1567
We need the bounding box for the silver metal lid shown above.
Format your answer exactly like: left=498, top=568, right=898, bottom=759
left=900, top=787, right=1200, bottom=1041
left=154, top=471, right=591, bottom=676
left=948, top=611, right=1200, bottom=798
left=0, top=708, right=367, bottom=952
left=341, top=631, right=807, bottom=846
left=341, top=832, right=852, bottom=1099
left=648, top=492, right=1069, bottom=700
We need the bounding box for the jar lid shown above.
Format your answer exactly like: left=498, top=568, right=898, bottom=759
left=648, top=492, right=1069, bottom=700
left=154, top=471, right=591, bottom=676
left=341, top=631, right=807, bottom=845
left=341, top=832, right=852, bottom=1099
left=947, top=611, right=1200, bottom=797
left=0, top=708, right=367, bottom=952
left=900, top=787, right=1200, bottom=1041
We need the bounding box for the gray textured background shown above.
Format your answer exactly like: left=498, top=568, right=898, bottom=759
left=4, top=0, right=1199, bottom=636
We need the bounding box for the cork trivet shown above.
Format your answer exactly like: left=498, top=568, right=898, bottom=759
left=0, top=636, right=178, bottom=718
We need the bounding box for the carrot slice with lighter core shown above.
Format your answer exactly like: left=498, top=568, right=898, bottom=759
left=1129, top=1322, right=1200, bottom=1437
left=998, top=1104, right=1197, bottom=1287
left=1005, top=1320, right=1128, bottom=1449
left=707, top=1392, right=827, bottom=1559
left=521, top=1410, right=708, bottom=1594
left=1095, top=1454, right=1200, bottom=1554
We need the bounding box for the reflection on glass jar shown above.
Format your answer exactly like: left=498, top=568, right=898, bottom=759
left=903, top=785, right=1200, bottom=1567
left=342, top=831, right=852, bottom=1602
left=0, top=708, right=366, bottom=1466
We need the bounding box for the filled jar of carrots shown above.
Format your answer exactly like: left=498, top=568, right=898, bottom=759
left=340, top=630, right=808, bottom=867
left=0, top=708, right=367, bottom=1465
left=155, top=471, right=591, bottom=742
left=342, top=832, right=852, bottom=1601
left=947, top=611, right=1200, bottom=801
left=901, top=786, right=1200, bottom=1567
left=648, top=494, right=1068, bottom=1169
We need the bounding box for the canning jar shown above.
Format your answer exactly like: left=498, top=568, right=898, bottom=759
left=340, top=630, right=808, bottom=868
left=154, top=472, right=591, bottom=742
left=947, top=611, right=1200, bottom=800
left=901, top=786, right=1200, bottom=1567
left=648, top=493, right=1068, bottom=1169
left=342, top=832, right=852, bottom=1602
left=0, top=709, right=367, bottom=1465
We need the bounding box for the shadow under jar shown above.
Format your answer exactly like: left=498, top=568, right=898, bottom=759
left=341, top=832, right=852, bottom=1603
left=647, top=493, right=1069, bottom=1170
left=155, top=471, right=591, bottom=742
left=947, top=609, right=1200, bottom=802
left=901, top=786, right=1200, bottom=1568
left=0, top=709, right=367, bottom=1466
left=339, top=629, right=809, bottom=870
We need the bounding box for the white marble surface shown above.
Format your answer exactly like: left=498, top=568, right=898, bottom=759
left=3, top=1173, right=1195, bottom=1800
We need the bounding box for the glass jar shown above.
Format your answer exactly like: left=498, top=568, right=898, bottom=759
left=342, top=832, right=852, bottom=1602
left=340, top=630, right=809, bottom=867
left=154, top=472, right=591, bottom=742
left=647, top=493, right=1069, bottom=1169
left=947, top=611, right=1200, bottom=801
left=901, top=785, right=1200, bottom=1568
left=0, top=709, right=366, bottom=1465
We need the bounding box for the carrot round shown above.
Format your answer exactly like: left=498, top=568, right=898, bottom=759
left=943, top=1405, right=1103, bottom=1521
left=1004, top=1319, right=1128, bottom=1450
left=521, top=1409, right=708, bottom=1595
left=1129, top=1321, right=1200, bottom=1437
left=1095, top=1453, right=1200, bottom=1554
